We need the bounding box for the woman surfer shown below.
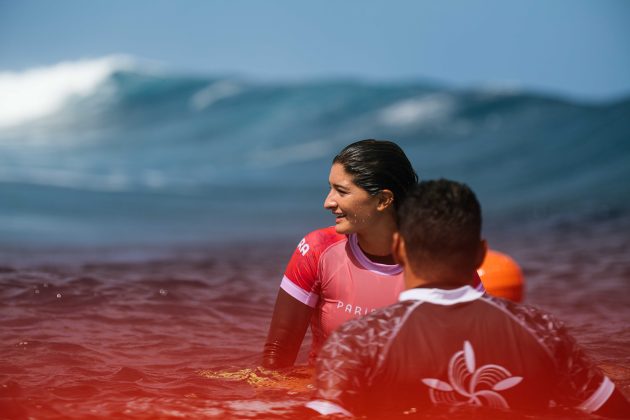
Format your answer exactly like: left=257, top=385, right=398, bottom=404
left=262, top=139, right=486, bottom=368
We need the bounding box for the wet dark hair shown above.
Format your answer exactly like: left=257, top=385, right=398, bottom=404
left=333, top=139, right=418, bottom=211
left=397, top=179, right=482, bottom=275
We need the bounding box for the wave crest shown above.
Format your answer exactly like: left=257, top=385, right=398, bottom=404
left=0, top=55, right=137, bottom=128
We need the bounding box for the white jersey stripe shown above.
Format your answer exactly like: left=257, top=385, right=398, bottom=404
left=280, top=276, right=319, bottom=307
left=578, top=376, right=615, bottom=413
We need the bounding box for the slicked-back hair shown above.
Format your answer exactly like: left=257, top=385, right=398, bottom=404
left=333, top=139, right=418, bottom=211
left=397, top=179, right=482, bottom=275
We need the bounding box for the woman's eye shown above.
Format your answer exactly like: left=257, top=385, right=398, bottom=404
left=328, top=184, right=348, bottom=196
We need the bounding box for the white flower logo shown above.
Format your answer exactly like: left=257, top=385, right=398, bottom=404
left=422, top=341, right=523, bottom=409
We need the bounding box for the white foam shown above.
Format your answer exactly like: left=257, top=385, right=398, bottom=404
left=379, top=93, right=455, bottom=127
left=0, top=55, right=136, bottom=129
left=190, top=80, right=242, bottom=110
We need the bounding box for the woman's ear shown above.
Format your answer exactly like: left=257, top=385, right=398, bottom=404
left=377, top=189, right=394, bottom=211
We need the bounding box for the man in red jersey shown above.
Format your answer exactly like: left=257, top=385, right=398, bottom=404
left=306, top=179, right=629, bottom=418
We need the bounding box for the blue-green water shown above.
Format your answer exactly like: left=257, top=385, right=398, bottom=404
left=1, top=59, right=629, bottom=249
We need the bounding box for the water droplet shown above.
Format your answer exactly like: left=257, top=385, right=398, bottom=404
left=56, top=293, right=62, bottom=298
left=159, top=289, right=168, bottom=296
left=43, top=283, right=49, bottom=288
left=34, top=289, right=40, bottom=294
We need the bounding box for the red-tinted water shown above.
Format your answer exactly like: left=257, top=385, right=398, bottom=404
left=1, top=219, right=629, bottom=419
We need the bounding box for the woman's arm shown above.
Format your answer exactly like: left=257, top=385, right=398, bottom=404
left=262, top=288, right=314, bottom=369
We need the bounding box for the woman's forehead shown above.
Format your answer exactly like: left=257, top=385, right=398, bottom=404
left=329, top=163, right=354, bottom=184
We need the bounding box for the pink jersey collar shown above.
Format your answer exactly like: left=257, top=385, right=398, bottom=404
left=399, top=285, right=483, bottom=306
left=348, top=233, right=403, bottom=275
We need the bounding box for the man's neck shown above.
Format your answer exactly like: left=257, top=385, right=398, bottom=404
left=404, top=269, right=475, bottom=290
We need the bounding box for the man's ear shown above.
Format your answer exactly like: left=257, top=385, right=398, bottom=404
left=377, top=189, right=394, bottom=211
left=392, top=232, right=407, bottom=268
left=475, top=239, right=488, bottom=269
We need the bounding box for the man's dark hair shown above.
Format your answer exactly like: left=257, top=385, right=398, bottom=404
left=397, top=179, right=482, bottom=275
left=333, top=139, right=418, bottom=211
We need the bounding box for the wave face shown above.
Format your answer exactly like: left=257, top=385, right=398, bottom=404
left=1, top=57, right=629, bottom=247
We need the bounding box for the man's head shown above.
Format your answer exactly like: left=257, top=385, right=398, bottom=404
left=393, top=179, right=487, bottom=288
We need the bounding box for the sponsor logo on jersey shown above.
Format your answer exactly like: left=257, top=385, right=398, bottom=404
left=297, top=238, right=310, bottom=256
left=336, top=300, right=377, bottom=316
left=422, top=340, right=522, bottom=409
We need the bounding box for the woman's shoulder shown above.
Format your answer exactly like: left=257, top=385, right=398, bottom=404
left=305, top=226, right=346, bottom=243
left=284, top=227, right=347, bottom=280
left=299, top=227, right=347, bottom=255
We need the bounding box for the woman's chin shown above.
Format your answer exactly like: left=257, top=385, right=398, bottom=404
left=333, top=223, right=347, bottom=234
left=334, top=222, right=354, bottom=235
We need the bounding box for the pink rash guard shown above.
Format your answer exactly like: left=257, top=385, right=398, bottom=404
left=281, top=227, right=485, bottom=360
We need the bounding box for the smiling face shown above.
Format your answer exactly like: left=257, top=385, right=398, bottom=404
left=324, top=163, right=382, bottom=235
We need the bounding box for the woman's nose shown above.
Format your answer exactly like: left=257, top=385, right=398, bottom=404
left=324, top=191, right=336, bottom=209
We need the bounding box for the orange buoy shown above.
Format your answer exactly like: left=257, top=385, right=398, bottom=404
left=477, top=249, right=524, bottom=302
